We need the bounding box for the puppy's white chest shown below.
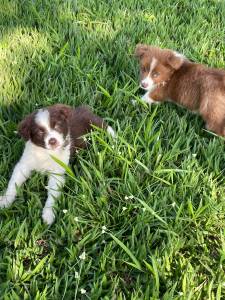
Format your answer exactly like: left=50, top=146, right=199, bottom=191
left=38, top=147, right=70, bottom=173
left=36, top=153, right=62, bottom=172
left=22, top=141, right=70, bottom=173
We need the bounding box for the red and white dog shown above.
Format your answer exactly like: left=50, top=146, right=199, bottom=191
left=0, top=104, right=115, bottom=225
left=135, top=44, right=225, bottom=137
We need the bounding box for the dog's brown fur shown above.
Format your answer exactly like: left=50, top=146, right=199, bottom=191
left=135, top=44, right=225, bottom=137
left=18, top=104, right=107, bottom=153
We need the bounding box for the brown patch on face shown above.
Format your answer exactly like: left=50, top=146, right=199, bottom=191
left=30, top=124, right=46, bottom=148
left=139, top=57, right=151, bottom=81
left=18, top=112, right=47, bottom=148
left=151, top=63, right=174, bottom=85
left=48, top=104, right=71, bottom=139
left=18, top=112, right=35, bottom=141
left=135, top=44, right=184, bottom=83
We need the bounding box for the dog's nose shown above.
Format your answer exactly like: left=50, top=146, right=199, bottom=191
left=48, top=138, right=57, bottom=146
left=141, top=82, right=148, bottom=89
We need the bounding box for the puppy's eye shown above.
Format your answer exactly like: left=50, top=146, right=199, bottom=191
left=37, top=128, right=44, bottom=135
left=152, top=72, right=160, bottom=78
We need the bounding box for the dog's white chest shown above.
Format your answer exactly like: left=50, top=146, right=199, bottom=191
left=21, top=141, right=70, bottom=173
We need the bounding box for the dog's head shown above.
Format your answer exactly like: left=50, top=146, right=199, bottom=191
left=18, top=104, right=71, bottom=150
left=135, top=44, right=185, bottom=91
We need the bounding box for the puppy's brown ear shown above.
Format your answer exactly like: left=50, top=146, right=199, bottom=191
left=167, top=52, right=184, bottom=70
left=135, top=44, right=149, bottom=59
left=18, top=113, right=34, bottom=140
left=58, top=105, right=71, bottom=120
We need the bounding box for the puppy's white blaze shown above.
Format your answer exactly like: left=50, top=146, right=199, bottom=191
left=141, top=57, right=158, bottom=91
left=150, top=57, right=158, bottom=73
left=35, top=109, right=50, bottom=130
left=107, top=126, right=116, bottom=138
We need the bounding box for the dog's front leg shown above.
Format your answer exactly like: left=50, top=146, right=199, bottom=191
left=141, top=91, right=159, bottom=104
left=42, top=173, right=65, bottom=225
left=142, top=87, right=166, bottom=105
left=0, top=160, right=32, bottom=208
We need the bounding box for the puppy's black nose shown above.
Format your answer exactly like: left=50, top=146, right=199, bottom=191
left=48, top=138, right=57, bottom=146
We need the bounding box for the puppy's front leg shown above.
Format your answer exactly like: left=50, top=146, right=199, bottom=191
left=42, top=173, right=65, bottom=225
left=142, top=87, right=165, bottom=105
left=141, top=92, right=159, bottom=104
left=0, top=160, right=32, bottom=208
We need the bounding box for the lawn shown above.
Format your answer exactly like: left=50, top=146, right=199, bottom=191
left=0, top=0, right=225, bottom=299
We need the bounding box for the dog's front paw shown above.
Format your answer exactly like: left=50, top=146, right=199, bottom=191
left=42, top=207, right=55, bottom=225
left=141, top=95, right=152, bottom=104
left=107, top=126, right=116, bottom=139
left=0, top=195, right=13, bottom=208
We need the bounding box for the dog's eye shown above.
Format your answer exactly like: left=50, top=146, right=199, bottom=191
left=37, top=128, right=45, bottom=135
left=152, top=71, right=160, bottom=78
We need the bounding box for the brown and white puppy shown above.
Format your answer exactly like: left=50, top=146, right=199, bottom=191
left=0, top=104, right=115, bottom=224
left=135, top=44, right=225, bottom=137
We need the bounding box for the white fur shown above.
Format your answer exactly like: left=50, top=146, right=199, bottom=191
left=173, top=51, right=185, bottom=59
left=35, top=109, right=50, bottom=129
left=36, top=109, right=64, bottom=150
left=141, top=76, right=154, bottom=91
left=141, top=92, right=160, bottom=105
left=150, top=57, right=158, bottom=73
left=107, top=126, right=116, bottom=138
left=141, top=57, right=158, bottom=91
left=0, top=141, right=70, bottom=225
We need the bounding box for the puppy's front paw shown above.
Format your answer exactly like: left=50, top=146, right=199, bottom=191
left=0, top=195, right=13, bottom=208
left=42, top=207, right=55, bottom=225
left=141, top=95, right=152, bottom=104
left=107, top=126, right=116, bottom=139
left=141, top=92, right=160, bottom=105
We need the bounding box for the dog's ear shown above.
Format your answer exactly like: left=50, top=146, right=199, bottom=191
left=18, top=113, right=34, bottom=140
left=167, top=52, right=184, bottom=70
left=135, top=44, right=149, bottom=59
left=56, top=105, right=71, bottom=121
left=60, top=107, right=71, bottom=120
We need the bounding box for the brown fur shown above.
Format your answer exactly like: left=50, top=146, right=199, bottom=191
left=18, top=112, right=35, bottom=141
left=135, top=44, right=225, bottom=137
left=68, top=105, right=107, bottom=152
left=18, top=104, right=107, bottom=153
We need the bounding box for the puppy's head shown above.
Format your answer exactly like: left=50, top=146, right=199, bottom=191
left=18, top=104, right=71, bottom=150
left=135, top=44, right=185, bottom=91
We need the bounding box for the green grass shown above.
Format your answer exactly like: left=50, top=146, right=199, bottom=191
left=1, top=0, right=225, bottom=299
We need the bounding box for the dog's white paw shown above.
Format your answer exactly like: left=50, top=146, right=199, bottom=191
left=0, top=195, right=13, bottom=208
left=141, top=95, right=160, bottom=105
left=42, top=207, right=55, bottom=225
left=107, top=126, right=116, bottom=139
